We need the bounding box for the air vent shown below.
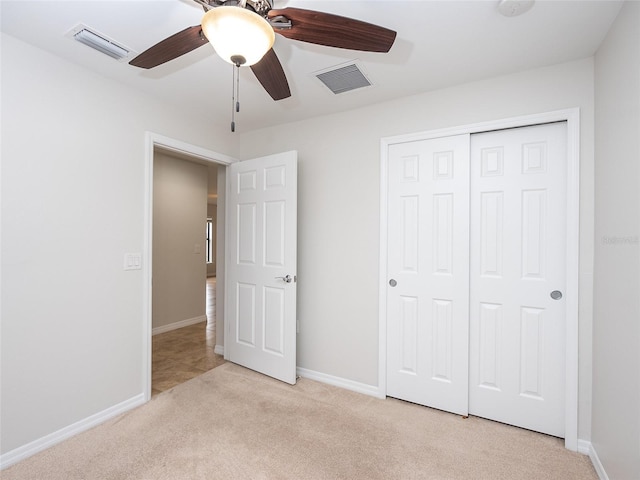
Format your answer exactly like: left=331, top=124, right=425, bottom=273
left=315, top=63, right=372, bottom=95
left=67, top=24, right=133, bottom=61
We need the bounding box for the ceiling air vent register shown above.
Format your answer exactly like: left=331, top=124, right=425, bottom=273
left=315, top=63, right=372, bottom=95
left=67, top=24, right=133, bottom=61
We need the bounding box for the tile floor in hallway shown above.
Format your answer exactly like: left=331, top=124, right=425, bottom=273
left=152, top=276, right=225, bottom=396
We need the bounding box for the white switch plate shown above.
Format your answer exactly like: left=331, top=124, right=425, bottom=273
left=124, top=253, right=142, bottom=270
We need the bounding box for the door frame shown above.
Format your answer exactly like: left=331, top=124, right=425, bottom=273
left=142, top=132, right=236, bottom=401
left=378, top=108, right=580, bottom=451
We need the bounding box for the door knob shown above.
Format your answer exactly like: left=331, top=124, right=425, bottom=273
left=275, top=274, right=294, bottom=283
left=550, top=290, right=563, bottom=300
left=389, top=279, right=397, bottom=287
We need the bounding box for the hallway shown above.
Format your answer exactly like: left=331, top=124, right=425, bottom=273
left=151, top=277, right=225, bottom=396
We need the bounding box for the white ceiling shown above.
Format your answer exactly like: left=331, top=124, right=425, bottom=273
left=1, top=0, right=623, bottom=133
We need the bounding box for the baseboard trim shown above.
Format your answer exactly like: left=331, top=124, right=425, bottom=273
left=0, top=393, right=146, bottom=470
left=152, top=315, right=207, bottom=336
left=214, top=345, right=224, bottom=355
left=296, top=367, right=384, bottom=399
left=577, top=439, right=591, bottom=455
left=583, top=441, right=609, bottom=480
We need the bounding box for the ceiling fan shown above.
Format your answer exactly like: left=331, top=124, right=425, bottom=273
left=129, top=0, right=397, bottom=102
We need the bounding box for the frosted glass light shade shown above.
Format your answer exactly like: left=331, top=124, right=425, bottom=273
left=201, top=6, right=275, bottom=66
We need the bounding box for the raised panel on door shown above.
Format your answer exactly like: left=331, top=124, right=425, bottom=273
left=469, top=123, right=567, bottom=437
left=386, top=134, right=470, bottom=416
left=263, top=285, right=285, bottom=355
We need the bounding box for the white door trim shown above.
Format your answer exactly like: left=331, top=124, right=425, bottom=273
left=142, top=132, right=237, bottom=401
left=378, top=108, right=580, bottom=451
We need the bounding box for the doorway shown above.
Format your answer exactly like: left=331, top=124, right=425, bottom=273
left=378, top=110, right=580, bottom=450
left=150, top=157, right=223, bottom=396
left=142, top=133, right=235, bottom=401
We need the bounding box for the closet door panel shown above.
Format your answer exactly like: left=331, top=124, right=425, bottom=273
left=386, top=134, right=470, bottom=415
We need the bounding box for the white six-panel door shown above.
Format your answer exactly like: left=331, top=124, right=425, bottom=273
left=386, top=123, right=567, bottom=436
left=386, top=134, right=471, bottom=415
left=227, top=151, right=297, bottom=385
left=469, top=123, right=567, bottom=437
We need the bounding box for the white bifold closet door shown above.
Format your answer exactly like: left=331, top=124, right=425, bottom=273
left=386, top=123, right=567, bottom=437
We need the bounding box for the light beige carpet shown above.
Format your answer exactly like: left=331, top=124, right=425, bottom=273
left=3, top=363, right=597, bottom=479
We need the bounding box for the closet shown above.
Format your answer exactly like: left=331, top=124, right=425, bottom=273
left=385, top=122, right=567, bottom=437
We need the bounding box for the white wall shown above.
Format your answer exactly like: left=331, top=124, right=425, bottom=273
left=152, top=152, right=208, bottom=331
left=593, top=2, right=640, bottom=478
left=235, top=58, right=596, bottom=441
left=0, top=33, right=234, bottom=457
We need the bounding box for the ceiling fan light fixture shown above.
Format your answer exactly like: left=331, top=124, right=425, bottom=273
left=497, top=0, right=535, bottom=17
left=201, top=6, right=275, bottom=66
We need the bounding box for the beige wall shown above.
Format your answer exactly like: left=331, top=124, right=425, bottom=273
left=235, top=57, right=596, bottom=441
left=593, top=2, right=640, bottom=478
left=207, top=203, right=217, bottom=277
left=152, top=152, right=208, bottom=331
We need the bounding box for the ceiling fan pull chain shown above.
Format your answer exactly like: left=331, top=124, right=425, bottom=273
left=236, top=61, right=241, bottom=113
left=231, top=63, right=237, bottom=132
left=230, top=60, right=244, bottom=132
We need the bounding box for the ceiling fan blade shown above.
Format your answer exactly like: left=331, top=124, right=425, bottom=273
left=268, top=7, right=396, bottom=53
left=129, top=25, right=208, bottom=69
left=250, top=48, right=291, bottom=101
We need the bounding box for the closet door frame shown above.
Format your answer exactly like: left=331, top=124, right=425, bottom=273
left=378, top=108, right=580, bottom=451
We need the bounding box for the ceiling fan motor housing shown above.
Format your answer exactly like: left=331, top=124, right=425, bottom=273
left=209, top=0, right=273, bottom=17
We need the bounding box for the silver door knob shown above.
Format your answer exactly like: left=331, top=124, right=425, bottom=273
left=550, top=290, right=563, bottom=300
left=275, top=275, right=294, bottom=283
left=389, top=279, right=397, bottom=287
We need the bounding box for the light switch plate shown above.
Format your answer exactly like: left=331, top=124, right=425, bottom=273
left=124, top=253, right=142, bottom=270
